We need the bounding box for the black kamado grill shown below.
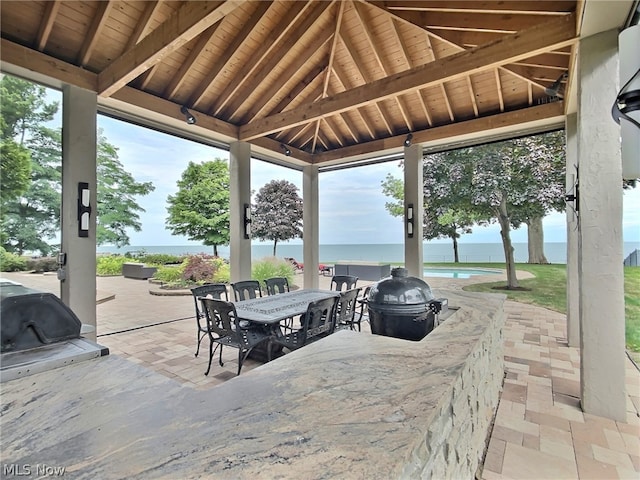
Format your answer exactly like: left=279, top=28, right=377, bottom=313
left=367, top=268, right=448, bottom=341
left=0, top=280, right=108, bottom=382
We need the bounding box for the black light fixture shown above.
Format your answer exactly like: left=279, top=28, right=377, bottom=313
left=404, top=133, right=413, bottom=147
left=77, top=182, right=92, bottom=237
left=180, top=105, right=196, bottom=125
left=280, top=143, right=291, bottom=156
left=406, top=203, right=414, bottom=238
left=544, top=72, right=568, bottom=97
left=243, top=203, right=252, bottom=239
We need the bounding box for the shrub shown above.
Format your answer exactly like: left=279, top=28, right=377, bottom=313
left=213, top=263, right=230, bottom=284
left=26, top=257, right=58, bottom=273
left=140, top=253, right=185, bottom=265
left=251, top=257, right=295, bottom=286
left=153, top=265, right=185, bottom=283
left=0, top=247, right=27, bottom=272
left=181, top=255, right=227, bottom=284
left=97, top=255, right=129, bottom=276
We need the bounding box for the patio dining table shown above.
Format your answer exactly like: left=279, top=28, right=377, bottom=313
left=234, top=289, right=339, bottom=326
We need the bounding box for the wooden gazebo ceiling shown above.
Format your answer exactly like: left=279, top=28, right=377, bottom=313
left=0, top=0, right=578, bottom=166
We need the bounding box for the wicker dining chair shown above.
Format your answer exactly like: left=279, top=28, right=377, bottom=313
left=190, top=283, right=228, bottom=358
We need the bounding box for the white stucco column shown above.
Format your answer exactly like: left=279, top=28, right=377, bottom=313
left=404, top=143, right=424, bottom=277
left=565, top=113, right=580, bottom=348
left=302, top=164, right=320, bottom=289
left=60, top=85, right=97, bottom=340
left=229, top=141, right=252, bottom=283
left=577, top=30, right=626, bottom=421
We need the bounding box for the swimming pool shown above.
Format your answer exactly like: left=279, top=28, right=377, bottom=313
left=422, top=268, right=501, bottom=279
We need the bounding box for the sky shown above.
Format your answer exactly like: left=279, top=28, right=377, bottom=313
left=45, top=87, right=640, bottom=247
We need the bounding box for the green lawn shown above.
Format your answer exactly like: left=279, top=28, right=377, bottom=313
left=427, top=262, right=639, bottom=353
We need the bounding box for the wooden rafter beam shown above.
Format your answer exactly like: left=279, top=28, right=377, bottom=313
left=186, top=1, right=271, bottom=108
left=1, top=38, right=97, bottom=91
left=98, top=1, right=243, bottom=97
left=78, top=1, right=113, bottom=67
left=314, top=101, right=565, bottom=163
left=206, top=1, right=313, bottom=115
left=239, top=12, right=576, bottom=141
left=124, top=1, right=163, bottom=51
left=372, top=1, right=575, bottom=15
left=35, top=0, right=60, bottom=51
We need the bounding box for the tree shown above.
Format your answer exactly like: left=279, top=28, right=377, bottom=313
left=381, top=154, right=480, bottom=262
left=166, top=160, right=230, bottom=256
left=96, top=130, right=154, bottom=246
left=0, top=137, right=31, bottom=204
left=1, top=75, right=156, bottom=254
left=252, top=179, right=303, bottom=256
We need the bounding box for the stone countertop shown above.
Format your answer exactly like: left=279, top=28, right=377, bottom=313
left=1, top=290, right=505, bottom=479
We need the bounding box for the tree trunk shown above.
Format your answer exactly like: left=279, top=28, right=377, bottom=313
left=527, top=216, right=549, bottom=264
left=452, top=235, right=460, bottom=263
left=213, top=245, right=218, bottom=256
left=272, top=239, right=278, bottom=257
left=496, top=198, right=519, bottom=289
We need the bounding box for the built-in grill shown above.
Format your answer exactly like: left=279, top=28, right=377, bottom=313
left=0, top=280, right=108, bottom=382
left=367, top=268, right=448, bottom=341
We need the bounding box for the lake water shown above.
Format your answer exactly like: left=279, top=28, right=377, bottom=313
left=423, top=268, right=501, bottom=279
left=97, top=242, right=640, bottom=265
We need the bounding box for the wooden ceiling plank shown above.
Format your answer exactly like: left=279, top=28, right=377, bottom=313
left=501, top=64, right=551, bottom=93
left=221, top=1, right=336, bottom=119
left=98, top=1, right=243, bottom=97
left=425, top=31, right=454, bottom=122
left=124, top=1, right=163, bottom=51
left=323, top=1, right=346, bottom=97
left=249, top=65, right=326, bottom=123
left=353, top=1, right=413, bottom=132
left=36, top=0, right=61, bottom=51
left=207, top=1, right=316, bottom=116
left=225, top=19, right=334, bottom=121
left=373, top=1, right=576, bottom=15
left=331, top=65, right=375, bottom=140
left=323, top=117, right=345, bottom=147
left=163, top=23, right=221, bottom=100
left=188, top=1, right=272, bottom=109
left=339, top=31, right=394, bottom=136
left=78, top=1, right=114, bottom=67
left=314, top=101, right=564, bottom=163
left=239, top=12, right=577, bottom=140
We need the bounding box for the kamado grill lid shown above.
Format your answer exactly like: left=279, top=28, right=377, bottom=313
left=368, top=267, right=435, bottom=306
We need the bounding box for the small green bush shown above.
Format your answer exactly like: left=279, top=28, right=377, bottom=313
left=26, top=257, right=58, bottom=272
left=97, top=255, right=130, bottom=276
left=0, top=247, right=27, bottom=272
left=140, top=253, right=185, bottom=265
left=251, top=257, right=295, bottom=287
left=153, top=265, right=185, bottom=283
left=213, top=263, right=230, bottom=284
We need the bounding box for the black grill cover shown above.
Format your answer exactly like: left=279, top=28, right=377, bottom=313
left=1, top=284, right=81, bottom=353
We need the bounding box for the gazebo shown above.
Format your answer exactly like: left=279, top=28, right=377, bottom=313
left=1, top=0, right=636, bottom=423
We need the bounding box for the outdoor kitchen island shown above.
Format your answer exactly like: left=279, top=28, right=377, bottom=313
left=1, top=290, right=505, bottom=479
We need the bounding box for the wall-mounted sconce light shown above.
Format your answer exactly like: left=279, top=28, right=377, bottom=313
left=406, top=203, right=414, bottom=238
left=404, top=133, right=413, bottom=147
left=280, top=143, right=291, bottom=156
left=243, top=203, right=252, bottom=239
left=564, top=173, right=579, bottom=212
left=77, top=182, right=92, bottom=237
left=180, top=105, right=196, bottom=125
left=544, top=72, right=568, bottom=98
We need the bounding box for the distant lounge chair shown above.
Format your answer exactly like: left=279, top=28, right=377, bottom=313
left=285, top=257, right=304, bottom=271
left=285, top=257, right=332, bottom=275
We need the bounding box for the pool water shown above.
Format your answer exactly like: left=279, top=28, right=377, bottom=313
left=422, top=268, right=501, bottom=279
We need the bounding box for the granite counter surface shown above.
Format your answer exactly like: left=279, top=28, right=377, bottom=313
left=1, top=290, right=505, bottom=479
